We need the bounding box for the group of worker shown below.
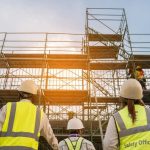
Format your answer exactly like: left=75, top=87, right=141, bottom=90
left=0, top=75, right=149, bottom=149
left=0, top=80, right=95, bottom=150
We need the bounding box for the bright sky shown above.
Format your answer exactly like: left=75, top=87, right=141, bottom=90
left=0, top=0, right=150, bottom=33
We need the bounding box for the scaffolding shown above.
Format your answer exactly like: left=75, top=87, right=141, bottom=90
left=0, top=8, right=150, bottom=149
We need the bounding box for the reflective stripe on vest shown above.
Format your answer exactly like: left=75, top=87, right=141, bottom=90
left=0, top=146, right=33, bottom=150
left=113, top=105, right=150, bottom=150
left=0, top=102, right=41, bottom=150
left=64, top=137, right=84, bottom=150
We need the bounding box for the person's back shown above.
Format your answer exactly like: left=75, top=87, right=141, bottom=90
left=59, top=136, right=95, bottom=150
left=0, top=101, right=40, bottom=149
left=59, top=117, right=95, bottom=150
left=114, top=104, right=150, bottom=150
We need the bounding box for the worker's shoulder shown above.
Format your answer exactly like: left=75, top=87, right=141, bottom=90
left=58, top=137, right=93, bottom=145
left=58, top=139, right=66, bottom=147
left=82, top=138, right=94, bottom=146
left=58, top=137, right=95, bottom=149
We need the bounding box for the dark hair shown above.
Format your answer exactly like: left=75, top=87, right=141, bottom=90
left=69, top=130, right=79, bottom=134
left=19, top=91, right=33, bottom=100
left=120, top=97, right=144, bottom=123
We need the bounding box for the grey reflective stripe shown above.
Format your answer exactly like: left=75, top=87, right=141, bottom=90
left=0, top=102, right=41, bottom=141
left=0, top=132, right=38, bottom=141
left=0, top=146, right=33, bottom=150
left=113, top=112, right=126, bottom=130
left=145, top=107, right=150, bottom=124
left=75, top=137, right=84, bottom=150
left=7, top=103, right=16, bottom=134
left=34, top=107, right=41, bottom=138
left=64, top=138, right=74, bottom=149
left=119, top=124, right=150, bottom=137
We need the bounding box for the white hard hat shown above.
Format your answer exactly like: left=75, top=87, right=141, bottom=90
left=120, top=79, right=143, bottom=100
left=18, top=80, right=38, bottom=95
left=67, top=117, right=84, bottom=130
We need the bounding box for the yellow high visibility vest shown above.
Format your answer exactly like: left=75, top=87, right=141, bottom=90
left=64, top=137, right=84, bottom=150
left=0, top=101, right=42, bottom=150
left=114, top=105, right=150, bottom=150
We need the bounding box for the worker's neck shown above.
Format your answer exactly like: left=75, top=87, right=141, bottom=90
left=20, top=99, right=32, bottom=103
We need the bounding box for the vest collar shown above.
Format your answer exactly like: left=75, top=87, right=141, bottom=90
left=20, top=99, right=32, bottom=103
left=69, top=134, right=80, bottom=137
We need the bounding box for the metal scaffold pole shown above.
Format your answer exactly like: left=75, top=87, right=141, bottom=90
left=91, top=72, right=104, bottom=149
left=38, top=33, right=48, bottom=107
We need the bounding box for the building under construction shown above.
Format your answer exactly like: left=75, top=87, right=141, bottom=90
left=0, top=8, right=150, bottom=149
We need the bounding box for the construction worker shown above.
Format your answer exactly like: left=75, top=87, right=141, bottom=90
left=134, top=65, right=146, bottom=89
left=103, top=79, right=150, bottom=150
left=67, top=111, right=75, bottom=120
left=58, top=117, right=96, bottom=150
left=0, top=80, right=58, bottom=150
